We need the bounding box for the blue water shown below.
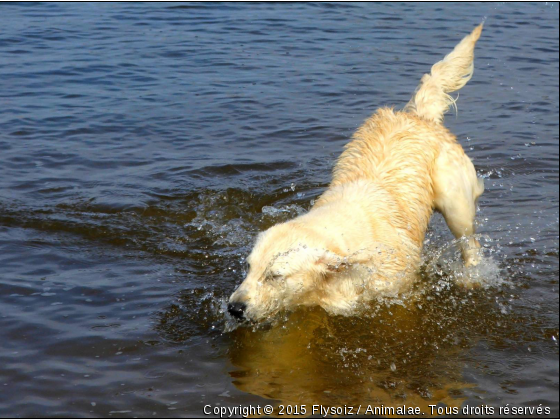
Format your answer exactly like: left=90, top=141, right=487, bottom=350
left=0, top=2, right=558, bottom=417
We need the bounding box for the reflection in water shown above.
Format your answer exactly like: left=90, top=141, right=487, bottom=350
left=226, top=277, right=506, bottom=414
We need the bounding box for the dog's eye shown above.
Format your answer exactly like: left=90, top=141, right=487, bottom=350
left=266, top=271, right=283, bottom=281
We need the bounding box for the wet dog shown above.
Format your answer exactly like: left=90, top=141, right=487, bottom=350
left=228, top=24, right=485, bottom=322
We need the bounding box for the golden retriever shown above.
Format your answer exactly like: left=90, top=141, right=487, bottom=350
left=228, top=24, right=485, bottom=322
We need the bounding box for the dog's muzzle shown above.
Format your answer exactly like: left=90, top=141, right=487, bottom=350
left=227, top=301, right=247, bottom=321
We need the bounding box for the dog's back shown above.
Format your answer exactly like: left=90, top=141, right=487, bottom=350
left=316, top=25, right=485, bottom=249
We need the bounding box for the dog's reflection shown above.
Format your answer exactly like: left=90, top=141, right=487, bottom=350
left=227, top=302, right=472, bottom=414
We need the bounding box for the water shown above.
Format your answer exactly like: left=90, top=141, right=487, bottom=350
left=0, top=2, right=558, bottom=417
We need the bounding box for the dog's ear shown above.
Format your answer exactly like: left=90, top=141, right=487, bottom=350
left=315, top=248, right=373, bottom=273
left=316, top=250, right=349, bottom=273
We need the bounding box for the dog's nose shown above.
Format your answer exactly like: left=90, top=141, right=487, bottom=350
left=227, top=301, right=246, bottom=320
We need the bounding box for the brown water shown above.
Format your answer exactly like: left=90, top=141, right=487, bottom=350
left=0, top=2, right=558, bottom=418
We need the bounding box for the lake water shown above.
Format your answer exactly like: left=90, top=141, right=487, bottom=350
left=0, top=2, right=558, bottom=418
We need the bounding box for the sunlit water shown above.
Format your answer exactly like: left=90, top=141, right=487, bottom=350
left=0, top=2, right=558, bottom=417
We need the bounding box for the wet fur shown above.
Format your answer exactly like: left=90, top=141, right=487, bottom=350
left=229, top=24, right=485, bottom=322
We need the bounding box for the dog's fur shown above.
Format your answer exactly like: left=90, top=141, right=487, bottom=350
left=229, top=24, right=485, bottom=322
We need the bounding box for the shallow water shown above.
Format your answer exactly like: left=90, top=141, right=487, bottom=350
left=0, top=2, right=558, bottom=418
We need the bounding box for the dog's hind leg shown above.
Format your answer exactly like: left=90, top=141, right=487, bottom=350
left=432, top=144, right=485, bottom=267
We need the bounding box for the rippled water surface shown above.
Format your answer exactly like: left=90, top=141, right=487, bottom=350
left=0, top=2, right=558, bottom=418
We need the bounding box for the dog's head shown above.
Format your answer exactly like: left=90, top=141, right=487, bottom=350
left=227, top=221, right=352, bottom=323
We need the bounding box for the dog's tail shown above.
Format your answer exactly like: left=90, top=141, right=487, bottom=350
left=404, top=24, right=483, bottom=124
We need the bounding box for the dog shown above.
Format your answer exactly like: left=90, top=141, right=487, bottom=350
left=228, top=24, right=485, bottom=323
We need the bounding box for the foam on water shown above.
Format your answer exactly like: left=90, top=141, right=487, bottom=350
left=424, top=235, right=505, bottom=289
left=261, top=204, right=306, bottom=218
